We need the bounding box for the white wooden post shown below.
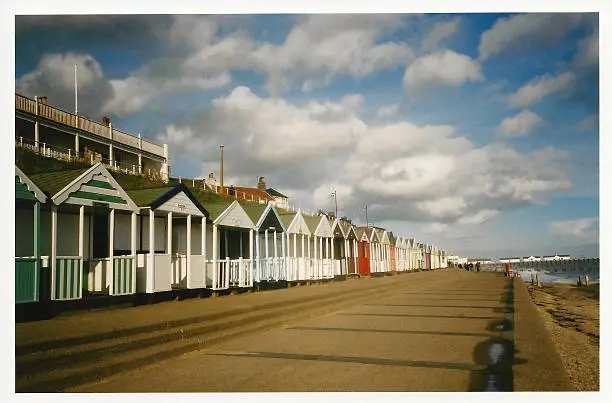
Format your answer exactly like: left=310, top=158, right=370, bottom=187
left=167, top=211, right=172, bottom=255
left=282, top=232, right=287, bottom=279
left=331, top=237, right=335, bottom=275
left=78, top=206, right=84, bottom=263
left=109, top=209, right=115, bottom=294
left=186, top=214, right=192, bottom=288
left=131, top=212, right=137, bottom=294
left=264, top=229, right=269, bottom=280
left=313, top=235, right=318, bottom=279
left=201, top=217, right=206, bottom=288
left=212, top=224, right=218, bottom=289
left=148, top=209, right=155, bottom=293
left=50, top=205, right=57, bottom=299
left=255, top=230, right=260, bottom=282
left=249, top=229, right=254, bottom=286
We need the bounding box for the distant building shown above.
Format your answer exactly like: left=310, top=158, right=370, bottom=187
left=499, top=257, right=521, bottom=263
left=256, top=176, right=289, bottom=209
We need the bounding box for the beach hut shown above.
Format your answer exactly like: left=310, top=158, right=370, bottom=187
left=388, top=232, right=397, bottom=272
left=241, top=202, right=286, bottom=284
left=343, top=222, right=360, bottom=275
left=15, top=167, right=47, bottom=304
left=401, top=237, right=408, bottom=271
left=28, top=163, right=139, bottom=301
left=425, top=244, right=432, bottom=270
left=394, top=236, right=404, bottom=271
left=355, top=227, right=371, bottom=276
left=203, top=200, right=255, bottom=290
left=377, top=229, right=391, bottom=273
left=279, top=209, right=311, bottom=282
left=331, top=218, right=347, bottom=277
left=410, top=239, right=420, bottom=271
left=125, top=184, right=209, bottom=295
left=332, top=218, right=359, bottom=277
left=367, top=228, right=383, bottom=273
left=303, top=213, right=334, bottom=280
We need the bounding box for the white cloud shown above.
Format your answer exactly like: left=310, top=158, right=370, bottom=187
left=375, top=104, right=399, bottom=119
left=95, top=15, right=414, bottom=115
left=251, top=14, right=414, bottom=94
left=573, top=31, right=598, bottom=70
left=156, top=85, right=572, bottom=231
left=16, top=52, right=113, bottom=118
left=422, top=18, right=460, bottom=51
left=105, top=72, right=231, bottom=116
left=457, top=209, right=499, bottom=225
left=423, top=223, right=450, bottom=234
left=478, top=13, right=585, bottom=61
left=550, top=217, right=598, bottom=243
left=498, top=110, right=543, bottom=137
left=403, top=50, right=483, bottom=97
left=507, top=72, right=576, bottom=108
left=575, top=114, right=598, bottom=133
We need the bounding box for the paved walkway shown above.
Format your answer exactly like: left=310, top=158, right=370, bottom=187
left=51, top=270, right=571, bottom=392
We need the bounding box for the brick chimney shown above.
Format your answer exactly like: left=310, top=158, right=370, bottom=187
left=257, top=176, right=266, bottom=191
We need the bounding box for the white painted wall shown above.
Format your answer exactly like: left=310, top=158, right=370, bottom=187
left=157, top=192, right=203, bottom=217
left=216, top=203, right=253, bottom=229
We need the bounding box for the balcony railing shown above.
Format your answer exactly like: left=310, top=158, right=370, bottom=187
left=15, top=93, right=165, bottom=158
left=16, top=136, right=166, bottom=182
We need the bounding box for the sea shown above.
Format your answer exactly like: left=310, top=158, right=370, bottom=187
left=480, top=259, right=600, bottom=284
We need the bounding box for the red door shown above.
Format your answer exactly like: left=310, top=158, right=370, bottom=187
left=426, top=252, right=431, bottom=270
left=357, top=240, right=371, bottom=275
left=390, top=246, right=397, bottom=272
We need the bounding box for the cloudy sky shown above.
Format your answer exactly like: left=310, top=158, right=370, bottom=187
left=14, top=10, right=600, bottom=259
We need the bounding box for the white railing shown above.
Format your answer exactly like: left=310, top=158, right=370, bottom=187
left=15, top=93, right=36, bottom=114
left=112, top=255, right=136, bottom=296
left=171, top=254, right=188, bottom=288
left=286, top=257, right=299, bottom=282
left=113, top=128, right=140, bottom=148
left=16, top=93, right=166, bottom=157
left=256, top=257, right=286, bottom=282
left=323, top=259, right=333, bottom=278
left=142, top=140, right=165, bottom=156
left=228, top=258, right=252, bottom=288
left=53, top=256, right=83, bottom=301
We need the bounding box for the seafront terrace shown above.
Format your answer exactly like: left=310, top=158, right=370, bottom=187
left=15, top=93, right=169, bottom=182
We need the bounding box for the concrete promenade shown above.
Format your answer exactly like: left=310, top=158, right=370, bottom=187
left=15, top=270, right=572, bottom=392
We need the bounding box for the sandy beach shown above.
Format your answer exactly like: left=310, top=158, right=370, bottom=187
left=526, top=282, right=599, bottom=391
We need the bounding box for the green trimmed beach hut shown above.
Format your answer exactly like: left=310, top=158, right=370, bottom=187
left=15, top=167, right=47, bottom=304
left=28, top=163, right=139, bottom=300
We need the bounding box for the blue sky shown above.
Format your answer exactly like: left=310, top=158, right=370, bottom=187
left=13, top=10, right=600, bottom=259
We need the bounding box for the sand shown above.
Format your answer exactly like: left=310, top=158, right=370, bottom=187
left=526, top=282, right=599, bottom=391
